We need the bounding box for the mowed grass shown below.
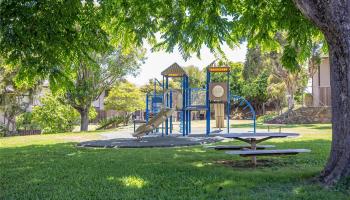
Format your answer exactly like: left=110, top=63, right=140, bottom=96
left=1, top=124, right=349, bottom=200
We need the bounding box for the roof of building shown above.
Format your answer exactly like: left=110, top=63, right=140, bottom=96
left=161, top=62, right=187, bottom=77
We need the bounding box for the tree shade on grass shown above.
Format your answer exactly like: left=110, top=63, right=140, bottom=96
left=1, top=0, right=350, bottom=186
left=0, top=124, right=349, bottom=199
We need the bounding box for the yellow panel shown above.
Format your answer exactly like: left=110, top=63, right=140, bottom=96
left=208, top=67, right=230, bottom=72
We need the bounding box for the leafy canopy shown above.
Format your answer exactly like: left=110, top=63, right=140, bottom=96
left=103, top=0, right=323, bottom=70
left=104, top=81, right=145, bottom=113
left=0, top=0, right=111, bottom=84
left=0, top=0, right=323, bottom=84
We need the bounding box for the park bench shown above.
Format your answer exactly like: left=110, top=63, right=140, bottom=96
left=206, top=145, right=275, bottom=150
left=225, top=149, right=311, bottom=157
left=263, top=123, right=287, bottom=133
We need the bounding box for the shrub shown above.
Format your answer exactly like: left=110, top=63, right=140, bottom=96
left=16, top=112, right=40, bottom=130
left=0, top=124, right=6, bottom=137
left=31, top=94, right=80, bottom=133
left=257, top=113, right=278, bottom=123
left=89, top=107, right=98, bottom=121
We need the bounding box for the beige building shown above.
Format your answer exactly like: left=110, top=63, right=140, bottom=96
left=311, top=56, right=331, bottom=106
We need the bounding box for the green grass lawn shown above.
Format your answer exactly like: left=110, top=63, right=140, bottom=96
left=1, top=124, right=349, bottom=200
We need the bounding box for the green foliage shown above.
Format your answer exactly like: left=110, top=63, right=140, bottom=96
left=107, top=82, right=144, bottom=111
left=244, top=35, right=309, bottom=111
left=0, top=65, right=40, bottom=130
left=243, top=46, right=273, bottom=80
left=16, top=112, right=40, bottom=130
left=30, top=93, right=98, bottom=133
left=89, top=107, right=98, bottom=121
left=183, top=65, right=205, bottom=88
left=102, top=0, right=323, bottom=70
left=31, top=94, right=80, bottom=133
left=60, top=47, right=145, bottom=131
left=96, top=116, right=124, bottom=130
left=105, top=81, right=145, bottom=114
left=140, top=79, right=180, bottom=94
left=0, top=0, right=323, bottom=84
left=0, top=0, right=111, bottom=84
left=257, top=113, right=278, bottom=123
left=242, top=70, right=269, bottom=103
left=0, top=123, right=5, bottom=137
left=140, top=79, right=164, bottom=94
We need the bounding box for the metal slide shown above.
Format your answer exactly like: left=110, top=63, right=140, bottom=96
left=132, top=108, right=175, bottom=138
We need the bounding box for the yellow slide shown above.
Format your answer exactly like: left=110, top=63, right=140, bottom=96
left=132, top=108, right=175, bottom=138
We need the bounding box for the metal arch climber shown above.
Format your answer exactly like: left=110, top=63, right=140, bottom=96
left=231, top=95, right=256, bottom=134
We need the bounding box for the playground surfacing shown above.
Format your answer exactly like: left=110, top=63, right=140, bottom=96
left=78, top=120, right=259, bottom=148
left=77, top=134, right=224, bottom=148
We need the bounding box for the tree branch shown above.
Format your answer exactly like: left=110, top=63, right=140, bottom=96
left=292, top=0, right=329, bottom=31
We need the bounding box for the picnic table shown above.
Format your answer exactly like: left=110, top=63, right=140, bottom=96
left=222, top=132, right=300, bottom=165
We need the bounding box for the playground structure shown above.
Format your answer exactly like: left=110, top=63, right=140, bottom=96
left=133, top=61, right=256, bottom=138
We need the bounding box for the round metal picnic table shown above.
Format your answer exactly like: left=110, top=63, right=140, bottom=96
left=221, top=132, right=299, bottom=165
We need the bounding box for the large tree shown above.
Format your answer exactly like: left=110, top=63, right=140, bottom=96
left=1, top=0, right=350, bottom=186
left=292, top=0, right=350, bottom=186
left=62, top=48, right=145, bottom=131
left=103, top=0, right=348, bottom=186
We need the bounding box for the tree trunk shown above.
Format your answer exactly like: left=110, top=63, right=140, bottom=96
left=262, top=103, right=266, bottom=115
left=80, top=108, right=89, bottom=132
left=287, top=93, right=294, bottom=111
left=293, top=0, right=350, bottom=186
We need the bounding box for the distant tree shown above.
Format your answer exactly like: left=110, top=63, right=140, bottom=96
left=61, top=48, right=145, bottom=131
left=266, top=80, right=286, bottom=115
left=243, top=46, right=271, bottom=81
left=269, top=65, right=308, bottom=110
left=0, top=65, right=38, bottom=132
left=244, top=38, right=308, bottom=112
left=140, top=79, right=164, bottom=94
left=140, top=78, right=181, bottom=95
left=183, top=65, right=205, bottom=88
left=241, top=70, right=269, bottom=114
left=104, top=81, right=145, bottom=125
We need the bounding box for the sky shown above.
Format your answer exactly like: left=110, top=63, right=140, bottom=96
left=127, top=43, right=247, bottom=86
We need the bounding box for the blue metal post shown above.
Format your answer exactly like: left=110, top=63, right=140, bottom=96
left=186, top=76, right=189, bottom=135
left=206, top=70, right=211, bottom=136
left=227, top=71, right=230, bottom=134
left=146, top=94, right=149, bottom=124
left=170, top=90, right=173, bottom=134
left=154, top=78, right=156, bottom=97
left=253, top=109, right=256, bottom=134
left=165, top=76, right=169, bottom=136
left=189, top=88, right=191, bottom=133
left=162, top=76, right=165, bottom=136
left=182, top=77, right=186, bottom=136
